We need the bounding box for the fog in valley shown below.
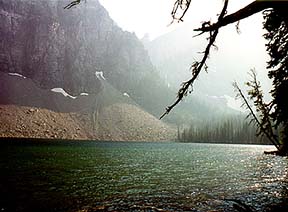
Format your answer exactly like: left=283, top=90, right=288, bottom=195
left=0, top=0, right=274, bottom=144
left=100, top=0, right=273, bottom=143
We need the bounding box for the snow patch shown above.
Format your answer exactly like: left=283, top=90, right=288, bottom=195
left=207, top=95, right=225, bottom=99
left=51, top=88, right=77, bottom=99
left=224, top=95, right=244, bottom=112
left=8, top=72, right=26, bottom=79
left=95, top=71, right=106, bottom=80
left=80, top=93, right=89, bottom=96
left=123, top=92, right=130, bottom=97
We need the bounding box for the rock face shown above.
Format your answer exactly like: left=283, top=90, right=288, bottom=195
left=0, top=71, right=94, bottom=112
left=0, top=71, right=177, bottom=141
left=0, top=0, right=177, bottom=141
left=145, top=24, right=270, bottom=97
left=0, top=0, right=154, bottom=95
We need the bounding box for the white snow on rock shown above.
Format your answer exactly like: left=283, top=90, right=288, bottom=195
left=80, top=93, right=89, bottom=96
left=51, top=88, right=77, bottom=99
left=8, top=72, right=26, bottom=79
left=123, top=92, right=130, bottom=97
left=224, top=95, right=244, bottom=112
left=95, top=71, right=106, bottom=80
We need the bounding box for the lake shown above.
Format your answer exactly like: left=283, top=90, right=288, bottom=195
left=0, top=140, right=288, bottom=211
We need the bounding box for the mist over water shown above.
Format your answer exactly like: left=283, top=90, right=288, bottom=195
left=1, top=141, right=287, bottom=211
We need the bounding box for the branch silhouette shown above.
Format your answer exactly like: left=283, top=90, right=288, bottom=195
left=160, top=0, right=288, bottom=119
left=160, top=0, right=229, bottom=119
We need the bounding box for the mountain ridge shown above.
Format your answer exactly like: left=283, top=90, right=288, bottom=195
left=0, top=0, right=177, bottom=141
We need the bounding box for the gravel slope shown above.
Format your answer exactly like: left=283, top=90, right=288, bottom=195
left=0, top=104, right=176, bottom=141
left=96, top=103, right=177, bottom=141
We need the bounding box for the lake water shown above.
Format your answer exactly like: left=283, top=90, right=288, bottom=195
left=0, top=140, right=288, bottom=212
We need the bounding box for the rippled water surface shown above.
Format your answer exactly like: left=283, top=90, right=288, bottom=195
left=0, top=140, right=288, bottom=211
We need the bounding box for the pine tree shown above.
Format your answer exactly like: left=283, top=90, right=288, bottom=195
left=263, top=8, right=288, bottom=155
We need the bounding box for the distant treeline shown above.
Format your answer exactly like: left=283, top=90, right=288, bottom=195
left=179, top=116, right=271, bottom=145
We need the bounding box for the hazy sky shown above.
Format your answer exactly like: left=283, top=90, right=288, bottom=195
left=99, top=0, right=258, bottom=39
left=98, top=0, right=271, bottom=104
left=98, top=0, right=268, bottom=76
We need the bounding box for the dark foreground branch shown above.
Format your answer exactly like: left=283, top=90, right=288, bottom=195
left=195, top=1, right=288, bottom=32
left=171, top=0, right=192, bottom=23
left=64, top=0, right=82, bottom=9
left=161, top=0, right=288, bottom=119
left=160, top=0, right=229, bottom=119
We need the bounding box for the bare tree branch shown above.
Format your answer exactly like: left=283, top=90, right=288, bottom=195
left=161, top=1, right=288, bottom=119
left=64, top=0, right=82, bottom=9
left=171, top=0, right=192, bottom=23
left=160, top=0, right=229, bottom=119
left=195, top=1, right=288, bottom=32
left=233, top=81, right=280, bottom=150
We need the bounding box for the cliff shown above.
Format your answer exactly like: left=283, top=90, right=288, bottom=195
left=0, top=0, right=177, bottom=140
left=0, top=0, right=154, bottom=96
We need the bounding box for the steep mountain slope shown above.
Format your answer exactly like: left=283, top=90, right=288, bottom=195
left=145, top=25, right=203, bottom=90
left=0, top=0, right=241, bottom=137
left=145, top=24, right=272, bottom=99
left=0, top=71, right=176, bottom=141
left=0, top=0, right=178, bottom=140
left=0, top=0, right=154, bottom=98
left=0, top=0, right=184, bottom=121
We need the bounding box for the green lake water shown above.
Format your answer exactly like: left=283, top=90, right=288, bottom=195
left=0, top=140, right=288, bottom=211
